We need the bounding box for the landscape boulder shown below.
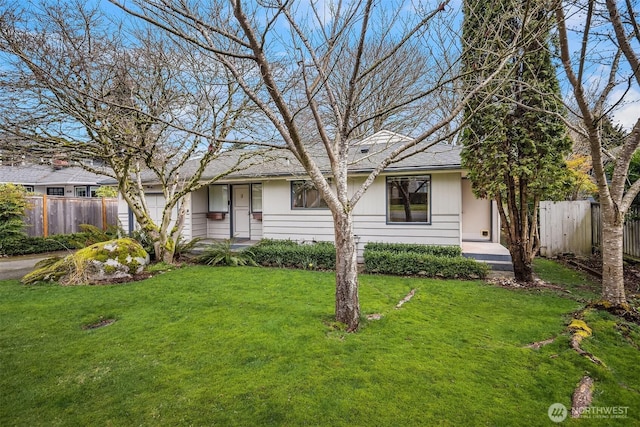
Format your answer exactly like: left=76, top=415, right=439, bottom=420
left=21, top=238, right=149, bottom=285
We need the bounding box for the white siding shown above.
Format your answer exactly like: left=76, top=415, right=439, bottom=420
left=207, top=216, right=231, bottom=239
left=261, top=172, right=462, bottom=259
left=118, top=195, right=130, bottom=233
left=250, top=215, right=263, bottom=240
left=190, top=187, right=209, bottom=239
left=262, top=180, right=334, bottom=242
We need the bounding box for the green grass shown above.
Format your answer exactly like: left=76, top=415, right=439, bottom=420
left=534, top=258, right=601, bottom=300
left=1, top=266, right=639, bottom=426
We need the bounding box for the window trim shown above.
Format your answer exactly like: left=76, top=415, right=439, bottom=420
left=250, top=183, right=262, bottom=213
left=385, top=175, right=432, bottom=225
left=46, top=187, right=65, bottom=196
left=74, top=186, right=88, bottom=197
left=208, top=184, right=229, bottom=213
left=290, top=180, right=329, bottom=210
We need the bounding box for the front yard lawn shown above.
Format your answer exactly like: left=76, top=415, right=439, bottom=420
left=1, top=266, right=638, bottom=425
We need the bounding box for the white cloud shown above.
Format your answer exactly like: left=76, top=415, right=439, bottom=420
left=609, top=87, right=640, bottom=130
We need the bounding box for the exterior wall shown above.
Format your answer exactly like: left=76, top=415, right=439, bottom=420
left=32, top=185, right=78, bottom=197
left=117, top=195, right=130, bottom=233
left=190, top=187, right=209, bottom=240
left=261, top=172, right=462, bottom=259
left=262, top=179, right=335, bottom=242
left=461, top=178, right=492, bottom=241
left=250, top=213, right=263, bottom=240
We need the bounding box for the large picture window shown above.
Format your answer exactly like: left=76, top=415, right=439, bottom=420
left=386, top=175, right=430, bottom=223
left=208, top=184, right=228, bottom=212
left=291, top=180, right=328, bottom=209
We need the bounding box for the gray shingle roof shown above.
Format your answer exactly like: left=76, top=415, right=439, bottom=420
left=192, top=131, right=462, bottom=181
left=0, top=164, right=112, bottom=186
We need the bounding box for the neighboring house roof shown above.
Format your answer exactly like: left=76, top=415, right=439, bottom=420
left=0, top=163, right=112, bottom=186
left=186, top=130, right=462, bottom=182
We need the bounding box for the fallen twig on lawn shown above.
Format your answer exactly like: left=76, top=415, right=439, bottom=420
left=571, top=376, right=594, bottom=418
left=524, top=337, right=555, bottom=350
left=396, top=289, right=416, bottom=309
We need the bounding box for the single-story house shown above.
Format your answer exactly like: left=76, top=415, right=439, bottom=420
left=119, top=130, right=501, bottom=259
left=0, top=162, right=110, bottom=197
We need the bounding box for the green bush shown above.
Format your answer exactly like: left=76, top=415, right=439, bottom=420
left=0, top=183, right=28, bottom=242
left=252, top=239, right=336, bottom=270
left=197, top=239, right=257, bottom=267
left=364, top=242, right=462, bottom=257
left=0, top=234, right=82, bottom=256
left=363, top=250, right=488, bottom=279
left=0, top=226, right=120, bottom=256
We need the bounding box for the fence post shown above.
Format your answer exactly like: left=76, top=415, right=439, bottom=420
left=102, top=197, right=107, bottom=231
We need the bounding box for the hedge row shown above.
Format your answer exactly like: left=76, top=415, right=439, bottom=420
left=364, top=242, right=462, bottom=258
left=0, top=234, right=86, bottom=256
left=363, top=249, right=488, bottom=279
left=0, top=226, right=118, bottom=256
left=252, top=240, right=335, bottom=270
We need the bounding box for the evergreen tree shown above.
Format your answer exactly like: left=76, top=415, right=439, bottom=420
left=461, top=0, right=571, bottom=281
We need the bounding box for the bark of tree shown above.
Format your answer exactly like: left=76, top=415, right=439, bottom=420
left=600, top=204, right=626, bottom=305
left=111, top=0, right=522, bottom=330
left=333, top=211, right=360, bottom=330
left=554, top=0, right=640, bottom=307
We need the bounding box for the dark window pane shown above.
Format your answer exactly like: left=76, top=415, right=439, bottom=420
left=386, top=176, right=430, bottom=223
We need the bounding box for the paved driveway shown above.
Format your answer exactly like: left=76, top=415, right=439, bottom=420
left=0, top=252, right=69, bottom=280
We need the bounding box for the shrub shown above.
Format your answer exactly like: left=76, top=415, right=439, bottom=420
left=197, top=239, right=258, bottom=267
left=363, top=250, right=488, bottom=279
left=0, top=229, right=117, bottom=256
left=0, top=183, right=29, bottom=242
left=0, top=235, right=79, bottom=256
left=252, top=239, right=335, bottom=270
left=364, top=242, right=462, bottom=257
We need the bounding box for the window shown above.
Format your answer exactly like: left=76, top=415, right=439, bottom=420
left=291, top=180, right=328, bottom=209
left=21, top=185, right=34, bottom=193
left=75, top=186, right=87, bottom=197
left=46, top=187, right=64, bottom=196
left=251, top=183, right=262, bottom=212
left=208, top=184, right=228, bottom=212
left=76, top=186, right=100, bottom=197
left=386, top=175, right=430, bottom=223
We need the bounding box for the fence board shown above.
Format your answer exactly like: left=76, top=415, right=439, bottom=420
left=23, top=196, right=118, bottom=237
left=540, top=200, right=592, bottom=257
left=589, top=203, right=640, bottom=259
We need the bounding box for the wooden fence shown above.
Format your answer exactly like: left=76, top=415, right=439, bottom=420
left=592, top=203, right=640, bottom=259
left=539, top=200, right=593, bottom=257
left=24, top=196, right=118, bottom=237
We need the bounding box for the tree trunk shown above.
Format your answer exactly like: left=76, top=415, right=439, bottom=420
left=600, top=209, right=627, bottom=306
left=333, top=211, right=360, bottom=331
left=509, top=242, right=534, bottom=282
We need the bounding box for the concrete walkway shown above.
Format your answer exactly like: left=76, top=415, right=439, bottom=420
left=0, top=251, right=69, bottom=280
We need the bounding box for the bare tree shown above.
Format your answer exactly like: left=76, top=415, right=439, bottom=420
left=0, top=1, right=261, bottom=262
left=555, top=0, right=640, bottom=308
left=112, top=0, right=525, bottom=330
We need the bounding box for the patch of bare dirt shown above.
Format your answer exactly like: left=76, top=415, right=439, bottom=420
left=82, top=318, right=116, bottom=330
left=486, top=276, right=569, bottom=292
left=558, top=254, right=640, bottom=296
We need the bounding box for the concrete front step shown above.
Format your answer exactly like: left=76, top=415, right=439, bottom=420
left=462, top=253, right=514, bottom=272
